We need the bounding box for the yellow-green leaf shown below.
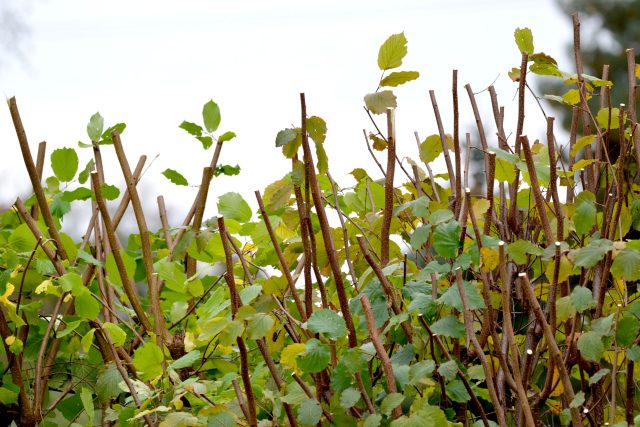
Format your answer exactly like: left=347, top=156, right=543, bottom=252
left=377, top=32, right=407, bottom=70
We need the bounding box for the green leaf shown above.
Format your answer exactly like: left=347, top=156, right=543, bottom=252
left=51, top=147, right=79, bottom=182
left=87, top=112, right=104, bottom=142
left=75, top=289, right=100, bottom=320
left=103, top=322, right=126, bottom=347
left=438, top=360, right=458, bottom=381
left=380, top=71, right=420, bottom=87
left=246, top=313, right=275, bottom=339
left=514, top=27, right=534, bottom=54
left=571, top=135, right=596, bottom=157
left=572, top=159, right=596, bottom=172
left=570, top=391, right=585, bottom=408
left=81, top=328, right=95, bottom=353
left=339, top=388, right=361, bottom=409
left=573, top=239, right=613, bottom=268
left=628, top=346, right=640, bottom=362
left=446, top=379, right=471, bottom=403
left=577, top=331, right=604, bottom=362
left=433, top=220, right=461, bottom=258
left=214, top=164, right=240, bottom=177
left=556, top=296, right=576, bottom=323
left=570, top=286, right=595, bottom=313
left=297, top=338, right=330, bottom=373
left=169, top=350, right=201, bottom=370
left=61, top=187, right=93, bottom=202
left=616, top=316, right=640, bottom=347
left=596, top=107, right=625, bottom=130
left=0, top=384, right=19, bottom=405
left=506, top=240, right=544, bottom=264
left=217, top=192, right=252, bottom=222
left=378, top=32, right=408, bottom=70
left=133, top=341, right=164, bottom=381
left=96, top=364, right=121, bottom=402
left=438, top=281, right=485, bottom=311
left=409, top=360, right=435, bottom=385
left=364, top=90, right=397, bottom=115
left=263, top=179, right=293, bottom=213
left=381, top=392, right=404, bottom=415
left=410, top=224, right=430, bottom=250
left=611, top=247, right=640, bottom=281
left=162, top=168, right=189, bottom=186
left=364, top=414, right=382, bottom=427
left=196, top=135, right=214, bottom=149
left=202, top=100, right=221, bottom=133
left=315, top=138, right=329, bottom=174
left=59, top=272, right=83, bottom=294
left=56, top=320, right=82, bottom=338
left=100, top=123, right=126, bottom=144
left=419, top=134, right=444, bottom=164
left=495, top=158, right=516, bottom=183
left=574, top=196, right=596, bottom=236
left=297, top=399, right=322, bottom=426
left=219, top=131, right=236, bottom=143
left=105, top=250, right=136, bottom=287
left=179, top=121, right=202, bottom=137
left=78, top=159, right=94, bottom=184
left=80, top=387, right=94, bottom=426
left=430, top=315, right=465, bottom=339
left=76, top=249, right=103, bottom=267
left=101, top=183, right=120, bottom=201
left=588, top=368, right=610, bottom=385
left=275, top=128, right=297, bottom=147
left=307, top=115, right=327, bottom=145
left=306, top=309, right=347, bottom=340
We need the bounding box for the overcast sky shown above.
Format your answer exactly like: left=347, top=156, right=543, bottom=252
left=0, top=0, right=574, bottom=234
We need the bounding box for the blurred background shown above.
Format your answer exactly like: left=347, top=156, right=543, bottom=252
left=0, top=0, right=633, bottom=236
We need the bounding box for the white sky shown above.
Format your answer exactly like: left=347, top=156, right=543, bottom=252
left=0, top=0, right=573, bottom=234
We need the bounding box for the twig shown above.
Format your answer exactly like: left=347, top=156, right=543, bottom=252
left=380, top=108, right=396, bottom=266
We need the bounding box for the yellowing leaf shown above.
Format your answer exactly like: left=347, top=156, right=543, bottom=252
left=364, top=90, right=397, bottom=115
left=571, top=135, right=596, bottom=157
left=281, top=343, right=306, bottom=373
left=572, top=159, right=595, bottom=171
left=378, top=32, right=408, bottom=70
left=481, top=247, right=499, bottom=272
left=636, top=64, right=640, bottom=79
left=0, top=284, right=16, bottom=310
left=5, top=335, right=15, bottom=346
left=562, top=89, right=582, bottom=105
left=380, top=71, right=419, bottom=87
left=550, top=367, right=564, bottom=396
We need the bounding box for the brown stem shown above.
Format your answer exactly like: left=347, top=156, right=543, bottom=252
left=380, top=108, right=396, bottom=266
left=509, top=53, right=529, bottom=234
left=520, top=136, right=554, bottom=244
left=255, top=190, right=307, bottom=321
left=360, top=294, right=401, bottom=419
left=519, top=273, right=582, bottom=427
left=185, top=167, right=214, bottom=280
left=356, top=236, right=412, bottom=342
left=217, top=217, right=257, bottom=425
left=453, top=70, right=462, bottom=216
left=157, top=195, right=174, bottom=251
left=30, top=141, right=47, bottom=219
left=8, top=97, right=68, bottom=260
left=429, top=90, right=456, bottom=201
left=90, top=171, right=153, bottom=333
left=455, top=269, right=507, bottom=427
left=300, top=93, right=358, bottom=347
left=112, top=131, right=169, bottom=343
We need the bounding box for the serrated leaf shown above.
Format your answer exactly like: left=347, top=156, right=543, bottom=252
left=339, top=388, right=360, bottom=409
left=419, top=134, right=444, bottom=164
left=218, top=131, right=236, bottom=143
left=81, top=328, right=95, bottom=353
left=80, top=387, right=94, bottom=426
left=315, top=139, right=328, bottom=174
left=213, top=164, right=241, bottom=177
left=596, top=107, right=625, bottom=130
left=297, top=399, right=322, bottom=426
left=103, top=322, right=126, bottom=347
left=169, top=350, right=201, bottom=370
left=438, top=360, right=458, bottom=381
left=133, top=341, right=164, bottom=381
left=438, top=281, right=485, bottom=311
left=276, top=128, right=298, bottom=147
left=87, top=112, right=104, bottom=142
left=570, top=286, right=595, bottom=313
left=572, top=158, right=596, bottom=171
left=307, top=115, right=327, bottom=145
left=380, top=71, right=419, bottom=87
left=430, top=315, right=465, bottom=339
left=78, top=159, right=94, bottom=184
left=162, top=168, right=189, bottom=186
left=246, top=313, right=275, bottom=339
left=446, top=379, right=471, bottom=403
left=196, top=135, right=213, bottom=149
left=75, top=290, right=100, bottom=320
left=263, top=179, right=293, bottom=213
left=378, top=32, right=407, bottom=70
left=202, top=100, right=221, bottom=133
left=570, top=391, right=585, bottom=408
left=514, top=27, right=534, bottom=54
left=571, top=135, right=596, bottom=157
left=410, top=224, right=430, bottom=250
left=588, top=368, right=610, bottom=386
left=101, top=183, right=120, bottom=201
left=574, top=196, right=596, bottom=236
left=218, top=192, right=252, bottom=222
left=433, top=220, right=461, bottom=258
left=611, top=247, right=640, bottom=281
left=573, top=239, right=613, bottom=268
left=364, top=90, right=397, bottom=114
left=381, top=392, right=404, bottom=415
left=297, top=339, right=330, bottom=373
left=51, top=147, right=79, bottom=182
left=562, top=89, right=582, bottom=105
left=495, top=158, right=516, bottom=183
left=577, top=331, right=604, bottom=362
left=616, top=316, right=640, bottom=347
left=96, top=363, right=122, bottom=402
left=306, top=309, right=347, bottom=340
left=179, top=121, right=202, bottom=137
